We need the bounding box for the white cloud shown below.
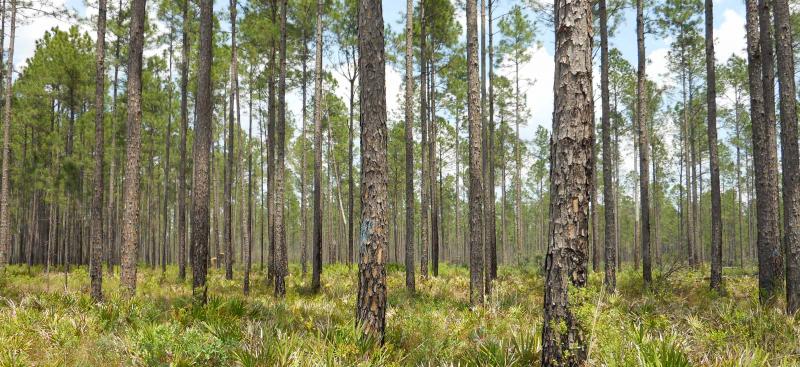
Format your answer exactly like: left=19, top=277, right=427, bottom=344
left=648, top=47, right=671, bottom=89
left=715, top=9, right=746, bottom=61
left=14, top=0, right=71, bottom=73
left=496, top=44, right=554, bottom=142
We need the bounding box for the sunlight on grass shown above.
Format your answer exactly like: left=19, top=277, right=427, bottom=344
left=0, top=264, right=797, bottom=366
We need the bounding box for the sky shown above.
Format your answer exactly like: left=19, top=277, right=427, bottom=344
left=14, top=0, right=748, bottom=156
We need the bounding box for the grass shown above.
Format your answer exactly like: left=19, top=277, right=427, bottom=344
left=0, top=263, right=797, bottom=366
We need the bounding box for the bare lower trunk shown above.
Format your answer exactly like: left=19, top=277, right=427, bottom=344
left=355, top=0, right=388, bottom=343
left=773, top=0, right=800, bottom=313
left=311, top=0, right=324, bottom=292
left=745, top=0, right=782, bottom=304
left=403, top=0, right=415, bottom=293
left=120, top=0, right=147, bottom=297
left=706, top=0, right=723, bottom=291
left=90, top=0, right=108, bottom=301
left=466, top=0, right=484, bottom=307
left=541, top=0, right=593, bottom=363
left=191, top=0, right=213, bottom=305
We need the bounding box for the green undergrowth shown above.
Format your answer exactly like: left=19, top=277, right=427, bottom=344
left=0, top=263, right=796, bottom=366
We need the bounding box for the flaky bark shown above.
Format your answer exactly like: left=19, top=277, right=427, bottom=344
left=748, top=0, right=783, bottom=303
left=0, top=0, right=12, bottom=268
left=192, top=0, right=214, bottom=305
left=773, top=0, right=800, bottom=313
left=120, top=0, right=147, bottom=297
left=541, top=0, right=593, bottom=363
left=355, top=0, right=388, bottom=343
left=466, top=0, right=484, bottom=307
left=90, top=0, right=108, bottom=302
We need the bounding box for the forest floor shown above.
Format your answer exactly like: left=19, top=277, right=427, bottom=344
left=0, top=262, right=796, bottom=366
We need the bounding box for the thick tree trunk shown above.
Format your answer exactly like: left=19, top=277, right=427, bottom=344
left=311, top=0, right=324, bottom=292
left=636, top=0, right=651, bottom=285
left=90, top=0, right=108, bottom=302
left=541, top=0, right=592, bottom=363
left=355, top=0, right=388, bottom=343
left=466, top=0, right=484, bottom=307
left=773, top=0, right=800, bottom=313
left=120, top=0, right=147, bottom=297
left=192, top=0, right=213, bottom=305
left=403, top=0, right=415, bottom=293
left=746, top=0, right=783, bottom=304
left=747, top=0, right=783, bottom=304
left=706, top=0, right=723, bottom=291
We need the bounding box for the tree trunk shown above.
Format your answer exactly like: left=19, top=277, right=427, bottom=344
left=466, top=0, right=484, bottom=307
left=177, top=0, right=190, bottom=281
left=773, top=0, right=800, bottom=313
left=705, top=0, right=723, bottom=291
left=0, top=0, right=13, bottom=268
left=162, top=31, right=174, bottom=275
left=541, top=0, right=592, bottom=362
left=274, top=0, right=288, bottom=296
left=355, top=0, right=388, bottom=343
left=300, top=26, right=309, bottom=276
left=636, top=0, right=651, bottom=285
left=120, top=0, right=147, bottom=297
left=223, top=0, right=238, bottom=280
left=746, top=0, right=783, bottom=304
left=403, top=0, right=415, bottom=293
left=600, top=0, right=615, bottom=292
left=487, top=0, right=498, bottom=283
left=90, top=0, right=108, bottom=302
left=311, top=0, right=324, bottom=292
left=419, top=2, right=429, bottom=278
left=191, top=0, right=213, bottom=305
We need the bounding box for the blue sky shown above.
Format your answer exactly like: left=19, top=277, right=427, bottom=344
left=16, top=0, right=748, bottom=153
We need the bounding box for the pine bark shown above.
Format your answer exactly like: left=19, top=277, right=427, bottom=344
left=599, top=0, right=615, bottom=292
left=120, top=0, right=147, bottom=296
left=0, top=0, right=13, bottom=267
left=706, top=0, right=723, bottom=291
left=274, top=0, right=288, bottom=297
left=311, top=0, right=324, bottom=292
left=745, top=0, right=782, bottom=304
left=355, top=0, right=388, bottom=343
left=487, top=0, right=497, bottom=281
left=636, top=0, right=651, bottom=285
left=541, top=0, right=593, bottom=362
left=419, top=3, right=429, bottom=278
left=192, top=0, right=214, bottom=305
left=403, top=0, right=416, bottom=293
left=773, top=0, right=800, bottom=313
left=177, top=0, right=190, bottom=280
left=466, top=0, right=484, bottom=307
left=90, top=0, right=108, bottom=302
